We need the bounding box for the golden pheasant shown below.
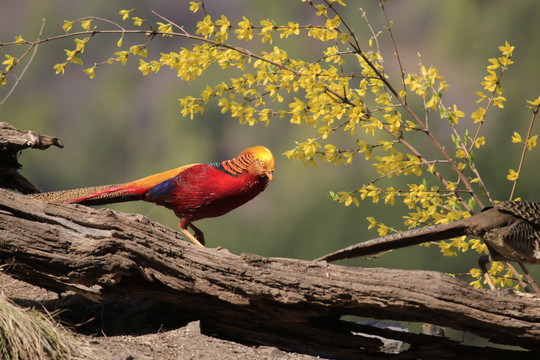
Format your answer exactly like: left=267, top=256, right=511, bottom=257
left=317, top=201, right=540, bottom=290
left=317, top=201, right=540, bottom=264
left=30, top=146, right=275, bottom=247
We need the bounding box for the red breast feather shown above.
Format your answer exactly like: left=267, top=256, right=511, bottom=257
left=146, top=164, right=269, bottom=224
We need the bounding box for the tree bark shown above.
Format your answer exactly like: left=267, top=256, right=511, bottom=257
left=0, top=122, right=63, bottom=194
left=1, top=188, right=539, bottom=359
left=1, top=122, right=539, bottom=359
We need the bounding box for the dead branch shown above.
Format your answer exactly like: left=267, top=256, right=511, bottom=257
left=0, top=122, right=63, bottom=193
left=1, top=122, right=539, bottom=358
left=0, top=189, right=539, bottom=359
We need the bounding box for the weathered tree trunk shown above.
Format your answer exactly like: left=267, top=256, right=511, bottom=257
left=0, top=122, right=63, bottom=194
left=1, top=189, right=539, bottom=359
left=1, top=123, right=539, bottom=359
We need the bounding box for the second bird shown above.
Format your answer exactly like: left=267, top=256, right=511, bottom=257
left=30, top=146, right=275, bottom=247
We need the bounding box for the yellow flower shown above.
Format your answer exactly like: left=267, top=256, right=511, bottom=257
left=314, top=4, right=327, bottom=16
left=493, top=96, right=506, bottom=108
left=498, top=41, right=514, bottom=56
left=469, top=239, right=488, bottom=254
left=216, top=15, right=230, bottom=33
left=486, top=57, right=499, bottom=70
left=119, top=9, right=131, bottom=20
left=53, top=62, right=67, bottom=75
left=511, top=132, right=522, bottom=143
left=384, top=187, right=396, bottom=206
left=62, top=20, right=74, bottom=32
left=448, top=104, right=465, bottom=124
left=470, top=279, right=483, bottom=289
left=507, top=169, right=519, bottom=181
left=81, top=19, right=92, bottom=31
left=189, top=1, right=200, bottom=13
left=259, top=19, right=274, bottom=44
left=527, top=96, right=540, bottom=107
left=425, top=95, right=438, bottom=109
left=235, top=17, right=253, bottom=41
left=83, top=66, right=95, bottom=79
left=129, top=45, right=148, bottom=58
left=527, top=135, right=538, bottom=151
left=325, top=15, right=341, bottom=30
left=196, top=15, right=215, bottom=39
left=2, top=55, right=16, bottom=71
left=366, top=216, right=378, bottom=230
left=157, top=22, right=173, bottom=36
left=74, top=37, right=88, bottom=53
left=474, top=136, right=486, bottom=148
left=377, top=224, right=389, bottom=236
left=476, top=91, right=487, bottom=103
left=499, top=56, right=514, bottom=67
left=138, top=59, right=152, bottom=75
left=455, top=149, right=467, bottom=158
left=280, top=22, right=300, bottom=39
left=115, top=51, right=129, bottom=65
left=471, top=107, right=486, bottom=123
left=14, top=35, right=25, bottom=44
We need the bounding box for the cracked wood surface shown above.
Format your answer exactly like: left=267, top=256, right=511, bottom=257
left=1, top=188, right=539, bottom=359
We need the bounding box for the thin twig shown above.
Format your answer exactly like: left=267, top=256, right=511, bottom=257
left=505, top=261, right=531, bottom=293
left=379, top=1, right=406, bottom=98
left=0, top=19, right=46, bottom=107
left=365, top=159, right=450, bottom=186
left=151, top=10, right=188, bottom=36
left=509, top=102, right=539, bottom=200
left=200, top=0, right=208, bottom=17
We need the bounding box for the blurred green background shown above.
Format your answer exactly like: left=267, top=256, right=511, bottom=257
left=2, top=0, right=540, bottom=283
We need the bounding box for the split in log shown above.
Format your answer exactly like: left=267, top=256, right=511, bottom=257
left=1, top=188, right=539, bottom=359
left=0, top=122, right=63, bottom=194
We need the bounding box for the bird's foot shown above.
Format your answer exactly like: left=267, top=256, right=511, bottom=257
left=178, top=221, right=206, bottom=247
left=180, top=228, right=205, bottom=248
left=188, top=223, right=206, bottom=246
left=478, top=254, right=497, bottom=290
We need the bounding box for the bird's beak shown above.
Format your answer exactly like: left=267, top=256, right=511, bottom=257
left=265, top=171, right=274, bottom=182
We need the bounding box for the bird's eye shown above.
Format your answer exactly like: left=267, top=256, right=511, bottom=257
left=260, top=161, right=265, bottom=167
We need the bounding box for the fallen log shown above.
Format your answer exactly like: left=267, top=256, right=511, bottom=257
left=0, top=188, right=539, bottom=359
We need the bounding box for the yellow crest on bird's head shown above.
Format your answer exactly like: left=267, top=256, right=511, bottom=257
left=240, top=146, right=275, bottom=182
left=240, top=146, right=275, bottom=171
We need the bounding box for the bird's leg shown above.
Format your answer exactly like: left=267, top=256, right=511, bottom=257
left=505, top=261, right=532, bottom=293
left=179, top=227, right=205, bottom=248
left=478, top=254, right=496, bottom=290
left=185, top=223, right=223, bottom=250
left=178, top=219, right=206, bottom=248
left=518, top=262, right=540, bottom=294
left=188, top=223, right=206, bottom=246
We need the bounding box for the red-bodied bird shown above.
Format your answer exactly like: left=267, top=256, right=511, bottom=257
left=29, top=146, right=275, bottom=247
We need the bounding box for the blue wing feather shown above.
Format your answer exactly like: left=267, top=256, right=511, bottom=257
left=145, top=175, right=181, bottom=202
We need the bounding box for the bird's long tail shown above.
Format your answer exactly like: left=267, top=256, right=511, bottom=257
left=28, top=183, right=140, bottom=206
left=27, top=164, right=193, bottom=206
left=317, top=220, right=470, bottom=262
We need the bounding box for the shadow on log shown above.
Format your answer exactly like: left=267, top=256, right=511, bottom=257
left=1, top=188, right=539, bottom=359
